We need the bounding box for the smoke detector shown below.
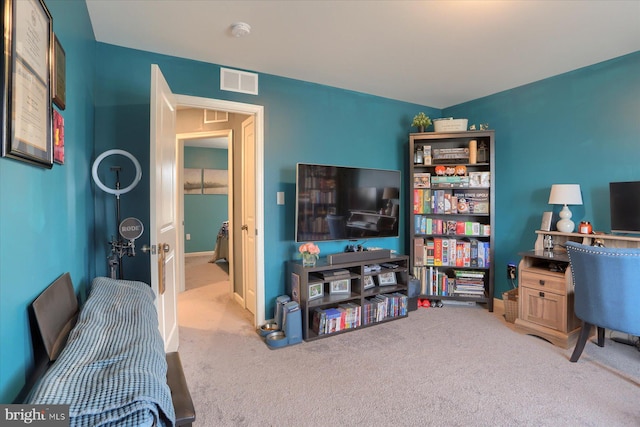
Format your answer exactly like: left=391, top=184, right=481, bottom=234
left=230, top=22, right=251, bottom=38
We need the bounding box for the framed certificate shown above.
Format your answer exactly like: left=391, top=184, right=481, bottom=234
left=2, top=0, right=53, bottom=168
left=52, top=34, right=66, bottom=110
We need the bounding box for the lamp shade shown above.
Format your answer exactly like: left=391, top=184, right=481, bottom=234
left=382, top=187, right=399, bottom=200
left=548, top=184, right=583, bottom=206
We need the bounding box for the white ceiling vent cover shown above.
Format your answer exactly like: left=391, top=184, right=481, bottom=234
left=220, top=67, right=258, bottom=95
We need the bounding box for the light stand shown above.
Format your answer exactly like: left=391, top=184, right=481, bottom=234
left=92, top=150, right=144, bottom=280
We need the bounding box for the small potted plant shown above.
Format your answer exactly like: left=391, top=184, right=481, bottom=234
left=299, top=242, right=320, bottom=267
left=412, top=112, right=432, bottom=133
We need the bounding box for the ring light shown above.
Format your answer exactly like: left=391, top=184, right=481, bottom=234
left=91, top=149, right=142, bottom=196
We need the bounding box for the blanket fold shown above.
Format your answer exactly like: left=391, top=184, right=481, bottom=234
left=28, top=277, right=176, bottom=427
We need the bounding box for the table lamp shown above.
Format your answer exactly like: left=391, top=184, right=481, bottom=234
left=382, top=187, right=399, bottom=216
left=548, top=184, right=583, bottom=232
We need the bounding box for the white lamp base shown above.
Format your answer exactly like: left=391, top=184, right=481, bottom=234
left=556, top=205, right=575, bottom=233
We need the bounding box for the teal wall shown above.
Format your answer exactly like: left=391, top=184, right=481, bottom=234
left=0, top=1, right=96, bottom=403
left=2, top=0, right=639, bottom=405
left=91, top=42, right=434, bottom=313
left=445, top=52, right=640, bottom=296
left=184, top=147, right=228, bottom=253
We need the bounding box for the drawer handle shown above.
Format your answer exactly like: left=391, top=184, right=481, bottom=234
left=539, top=291, right=545, bottom=297
left=539, top=279, right=545, bottom=286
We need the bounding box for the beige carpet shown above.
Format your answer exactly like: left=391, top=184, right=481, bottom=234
left=177, top=257, right=640, bottom=426
left=179, top=256, right=253, bottom=333
left=185, top=255, right=230, bottom=291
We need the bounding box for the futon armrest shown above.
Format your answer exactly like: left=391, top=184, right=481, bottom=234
left=166, top=352, right=196, bottom=426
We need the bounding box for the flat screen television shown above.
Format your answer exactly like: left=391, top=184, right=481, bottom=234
left=295, top=163, right=401, bottom=242
left=609, top=181, right=640, bottom=234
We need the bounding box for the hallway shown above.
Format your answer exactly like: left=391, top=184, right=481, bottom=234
left=178, top=255, right=253, bottom=333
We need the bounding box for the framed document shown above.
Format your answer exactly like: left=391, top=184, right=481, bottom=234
left=2, top=0, right=53, bottom=168
left=52, top=34, right=66, bottom=110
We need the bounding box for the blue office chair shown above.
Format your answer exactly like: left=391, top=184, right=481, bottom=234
left=565, top=241, right=640, bottom=362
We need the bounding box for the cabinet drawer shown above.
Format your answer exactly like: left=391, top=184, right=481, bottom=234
left=520, top=269, right=565, bottom=293
left=520, top=286, right=567, bottom=331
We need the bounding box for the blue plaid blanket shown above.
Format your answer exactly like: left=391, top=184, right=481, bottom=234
left=28, top=277, right=176, bottom=427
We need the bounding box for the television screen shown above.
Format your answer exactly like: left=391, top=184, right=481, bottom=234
left=609, top=181, right=640, bottom=234
left=295, top=163, right=401, bottom=242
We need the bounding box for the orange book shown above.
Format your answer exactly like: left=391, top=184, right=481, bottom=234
left=413, top=189, right=424, bottom=214
left=433, top=237, right=443, bottom=266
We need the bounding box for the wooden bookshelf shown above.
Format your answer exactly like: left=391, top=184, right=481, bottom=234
left=287, top=254, right=409, bottom=341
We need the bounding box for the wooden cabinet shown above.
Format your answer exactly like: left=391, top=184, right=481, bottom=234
left=515, top=252, right=580, bottom=348
left=515, top=230, right=640, bottom=348
left=408, top=131, right=495, bottom=311
left=288, top=255, right=409, bottom=341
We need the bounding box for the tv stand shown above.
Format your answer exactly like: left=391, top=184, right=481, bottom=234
left=288, top=254, right=409, bottom=341
left=327, top=249, right=392, bottom=265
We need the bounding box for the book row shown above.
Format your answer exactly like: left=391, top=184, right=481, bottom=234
left=414, top=266, right=486, bottom=298
left=414, top=237, right=490, bottom=268
left=414, top=172, right=490, bottom=189
left=312, top=293, right=408, bottom=335
left=414, top=215, right=490, bottom=236
left=413, top=189, right=489, bottom=215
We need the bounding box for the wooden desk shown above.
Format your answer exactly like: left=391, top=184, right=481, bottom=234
left=514, top=231, right=640, bottom=348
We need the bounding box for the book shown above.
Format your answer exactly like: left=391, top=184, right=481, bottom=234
left=433, top=238, right=443, bottom=266
left=312, top=308, right=327, bottom=335
left=423, top=145, right=432, bottom=165
left=414, top=237, right=424, bottom=266
left=423, top=190, right=432, bottom=214
left=469, top=172, right=482, bottom=187
left=413, top=189, right=424, bottom=214
left=453, top=190, right=489, bottom=214
left=413, top=172, right=431, bottom=188
left=324, top=308, right=342, bottom=334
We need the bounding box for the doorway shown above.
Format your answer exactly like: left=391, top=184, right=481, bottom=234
left=173, top=95, right=265, bottom=327
left=178, top=128, right=234, bottom=298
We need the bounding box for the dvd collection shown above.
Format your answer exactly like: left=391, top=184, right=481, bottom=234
left=312, top=293, right=408, bottom=335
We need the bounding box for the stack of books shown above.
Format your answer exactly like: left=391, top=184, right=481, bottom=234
left=453, top=270, right=486, bottom=298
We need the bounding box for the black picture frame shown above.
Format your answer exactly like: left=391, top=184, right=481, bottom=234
left=52, top=34, right=66, bottom=110
left=1, top=0, right=53, bottom=168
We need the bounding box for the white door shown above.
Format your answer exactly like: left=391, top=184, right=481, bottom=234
left=241, top=116, right=256, bottom=315
left=150, top=64, right=179, bottom=352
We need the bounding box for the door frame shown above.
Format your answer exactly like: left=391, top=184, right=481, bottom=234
left=175, top=94, right=265, bottom=327
left=177, top=129, right=234, bottom=297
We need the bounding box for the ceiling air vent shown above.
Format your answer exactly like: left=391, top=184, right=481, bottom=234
left=220, top=67, right=258, bottom=95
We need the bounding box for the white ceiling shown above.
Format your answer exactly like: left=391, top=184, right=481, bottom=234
left=86, top=0, right=640, bottom=109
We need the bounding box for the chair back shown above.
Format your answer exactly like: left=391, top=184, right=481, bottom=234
left=566, top=241, right=640, bottom=336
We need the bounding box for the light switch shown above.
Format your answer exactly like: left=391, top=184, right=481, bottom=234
left=186, top=234, right=191, bottom=240
left=277, top=192, right=285, bottom=205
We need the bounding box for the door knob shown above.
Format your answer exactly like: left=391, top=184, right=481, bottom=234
left=241, top=224, right=249, bottom=231
left=161, top=243, right=170, bottom=252
left=141, top=244, right=155, bottom=254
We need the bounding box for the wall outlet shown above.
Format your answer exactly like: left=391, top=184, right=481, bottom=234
left=186, top=234, right=191, bottom=241
left=507, top=264, right=517, bottom=280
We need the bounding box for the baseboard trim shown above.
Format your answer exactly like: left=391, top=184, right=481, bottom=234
left=185, top=251, right=214, bottom=257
